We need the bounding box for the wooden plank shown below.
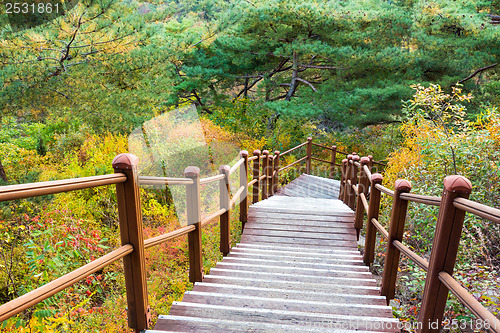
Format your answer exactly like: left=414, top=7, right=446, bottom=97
left=250, top=207, right=355, bottom=217
left=181, top=292, right=393, bottom=317
left=240, top=234, right=357, bottom=247
left=167, top=303, right=399, bottom=332
left=201, top=275, right=381, bottom=295
left=221, top=257, right=369, bottom=272
left=214, top=263, right=372, bottom=279
left=244, top=222, right=357, bottom=233
left=209, top=268, right=376, bottom=286
left=242, top=228, right=357, bottom=241
left=229, top=248, right=364, bottom=262
left=248, top=212, right=354, bottom=223
left=192, top=283, right=387, bottom=305
left=234, top=243, right=361, bottom=255
left=154, top=315, right=389, bottom=333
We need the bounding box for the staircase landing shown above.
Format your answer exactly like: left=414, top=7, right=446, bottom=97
left=150, top=174, right=399, bottom=332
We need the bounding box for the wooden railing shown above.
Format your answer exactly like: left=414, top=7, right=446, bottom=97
left=0, top=151, right=253, bottom=332
left=5, top=137, right=493, bottom=333
left=340, top=154, right=500, bottom=333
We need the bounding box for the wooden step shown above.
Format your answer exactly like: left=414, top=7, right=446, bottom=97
left=240, top=235, right=358, bottom=248
left=192, top=282, right=387, bottom=305
left=166, top=303, right=399, bottom=332
left=234, top=242, right=361, bottom=255
left=180, top=291, right=393, bottom=317
left=214, top=262, right=372, bottom=278
left=201, top=275, right=381, bottom=295
left=223, top=256, right=368, bottom=270
left=228, top=248, right=364, bottom=263
left=151, top=315, right=390, bottom=333
left=208, top=268, right=377, bottom=286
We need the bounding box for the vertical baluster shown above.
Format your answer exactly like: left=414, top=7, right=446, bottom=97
left=267, top=153, right=273, bottom=197
left=354, top=157, right=370, bottom=240
left=252, top=150, right=261, bottom=204
left=363, top=173, right=383, bottom=266
left=272, top=151, right=280, bottom=195
left=329, top=145, right=337, bottom=179
left=261, top=150, right=269, bottom=200
left=305, top=137, right=312, bottom=174
left=113, top=153, right=150, bottom=331
left=219, top=165, right=231, bottom=256
left=348, top=155, right=359, bottom=210
left=380, top=179, right=412, bottom=303
left=239, top=151, right=249, bottom=230
left=418, top=176, right=472, bottom=333
left=184, top=166, right=203, bottom=283
left=339, top=158, right=348, bottom=202
left=343, top=155, right=352, bottom=204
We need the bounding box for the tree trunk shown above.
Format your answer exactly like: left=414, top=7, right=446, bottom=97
left=284, top=50, right=298, bottom=101
left=0, top=157, right=7, bottom=182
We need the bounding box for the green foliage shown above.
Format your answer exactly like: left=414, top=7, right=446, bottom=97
left=376, top=85, right=500, bottom=328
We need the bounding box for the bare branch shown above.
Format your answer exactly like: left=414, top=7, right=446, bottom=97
left=296, top=77, right=318, bottom=92
left=457, top=63, right=498, bottom=84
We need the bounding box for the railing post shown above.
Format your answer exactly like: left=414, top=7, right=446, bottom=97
left=239, top=151, right=249, bottom=230
left=261, top=150, right=269, bottom=200
left=380, top=179, right=412, bottom=303
left=343, top=155, right=352, bottom=204
left=306, top=137, right=312, bottom=174
left=354, top=157, right=370, bottom=240
left=418, top=176, right=472, bottom=333
left=252, top=150, right=261, bottom=204
left=329, top=145, right=337, bottom=179
left=339, top=158, right=348, bottom=202
left=347, top=155, right=359, bottom=210
left=112, top=154, right=151, bottom=332
left=184, top=166, right=203, bottom=283
left=219, top=165, right=231, bottom=256
left=363, top=173, right=383, bottom=266
left=272, top=151, right=280, bottom=195
left=267, top=153, right=273, bottom=197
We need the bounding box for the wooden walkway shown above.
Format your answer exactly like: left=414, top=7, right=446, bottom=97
left=150, top=174, right=399, bottom=332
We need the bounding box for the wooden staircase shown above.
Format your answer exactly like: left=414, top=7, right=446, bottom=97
left=149, top=174, right=399, bottom=332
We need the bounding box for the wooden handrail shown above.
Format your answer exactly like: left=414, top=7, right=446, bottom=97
left=278, top=156, right=307, bottom=172
left=438, top=272, right=500, bottom=332
left=453, top=197, right=500, bottom=224
left=144, top=225, right=196, bottom=249
left=0, top=244, right=133, bottom=322
left=279, top=141, right=308, bottom=156
left=0, top=174, right=127, bottom=202
left=199, top=174, right=225, bottom=185
left=375, top=183, right=394, bottom=197
left=139, top=176, right=193, bottom=186
left=400, top=192, right=441, bottom=206
left=229, top=157, right=245, bottom=175
left=393, top=240, right=429, bottom=271
left=371, top=217, right=389, bottom=238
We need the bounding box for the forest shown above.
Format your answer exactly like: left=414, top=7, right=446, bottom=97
left=0, top=0, right=500, bottom=331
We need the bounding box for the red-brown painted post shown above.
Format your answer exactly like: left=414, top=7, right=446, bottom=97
left=239, top=151, right=249, bottom=230
left=219, top=165, right=231, bottom=256
left=347, top=155, right=359, bottom=210
left=354, top=157, right=370, bottom=240
left=261, top=150, right=269, bottom=200
left=272, top=151, right=280, bottom=195
left=329, top=146, right=337, bottom=179
left=363, top=173, right=383, bottom=266
left=339, top=158, right=348, bottom=202
left=113, top=154, right=151, bottom=332
left=305, top=137, right=312, bottom=174
left=184, top=166, right=203, bottom=283
left=418, top=176, right=472, bottom=333
left=343, top=155, right=353, bottom=204
left=252, top=150, right=260, bottom=204
left=381, top=179, right=412, bottom=303
left=267, top=153, right=273, bottom=197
